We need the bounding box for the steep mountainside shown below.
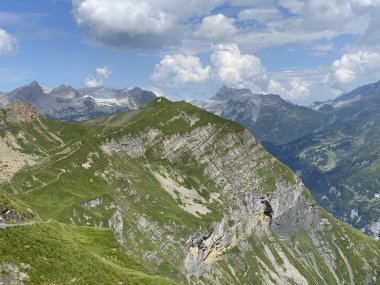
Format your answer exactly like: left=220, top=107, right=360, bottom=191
left=266, top=80, right=380, bottom=238
left=0, top=99, right=379, bottom=284
left=193, top=86, right=328, bottom=144
left=0, top=81, right=156, bottom=121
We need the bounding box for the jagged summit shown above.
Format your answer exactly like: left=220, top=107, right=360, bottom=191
left=8, top=81, right=44, bottom=103
left=211, top=86, right=283, bottom=103
left=52, top=83, right=76, bottom=91
left=212, top=85, right=252, bottom=100
left=50, top=83, right=80, bottom=99
left=28, top=80, right=41, bottom=88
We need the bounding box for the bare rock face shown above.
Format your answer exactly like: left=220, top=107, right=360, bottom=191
left=0, top=133, right=39, bottom=184
left=0, top=193, right=35, bottom=225
left=0, top=208, right=24, bottom=223
left=0, top=101, right=41, bottom=183
left=6, top=100, right=39, bottom=123
left=102, top=122, right=325, bottom=282
left=109, top=208, right=124, bottom=244
left=0, top=263, right=30, bottom=285
left=185, top=218, right=240, bottom=280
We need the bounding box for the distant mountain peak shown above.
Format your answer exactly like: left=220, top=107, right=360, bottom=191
left=28, top=80, right=41, bottom=88
left=8, top=81, right=44, bottom=102
left=310, top=79, right=380, bottom=112
left=21, top=80, right=42, bottom=90
left=130, top=87, right=143, bottom=92
left=337, top=79, right=380, bottom=101
left=52, top=83, right=76, bottom=92
left=192, top=85, right=328, bottom=144
left=212, top=85, right=252, bottom=100
left=21, top=81, right=43, bottom=93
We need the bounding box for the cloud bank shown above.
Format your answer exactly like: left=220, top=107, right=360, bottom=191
left=72, top=0, right=380, bottom=104
left=0, top=29, right=17, bottom=55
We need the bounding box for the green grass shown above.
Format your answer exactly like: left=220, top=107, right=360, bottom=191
left=0, top=221, right=176, bottom=285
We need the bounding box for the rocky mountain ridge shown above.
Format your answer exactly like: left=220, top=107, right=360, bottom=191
left=192, top=86, right=328, bottom=144
left=310, top=80, right=380, bottom=114
left=0, top=81, right=157, bottom=121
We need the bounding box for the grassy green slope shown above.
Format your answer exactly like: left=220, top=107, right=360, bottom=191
left=1, top=106, right=176, bottom=284
left=0, top=221, right=175, bottom=285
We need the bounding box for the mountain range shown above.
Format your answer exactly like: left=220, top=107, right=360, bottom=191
left=1, top=99, right=379, bottom=284
left=0, top=81, right=156, bottom=121
left=2, top=80, right=379, bottom=239
left=192, top=86, right=329, bottom=144
left=193, top=81, right=380, bottom=239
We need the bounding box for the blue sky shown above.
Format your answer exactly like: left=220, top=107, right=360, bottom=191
left=1, top=0, right=380, bottom=105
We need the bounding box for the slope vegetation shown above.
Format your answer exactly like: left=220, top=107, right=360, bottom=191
left=0, top=99, right=379, bottom=284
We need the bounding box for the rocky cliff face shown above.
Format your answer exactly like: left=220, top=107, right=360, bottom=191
left=0, top=98, right=379, bottom=284
left=194, top=83, right=380, bottom=240
left=0, top=101, right=41, bottom=183
left=5, top=100, right=39, bottom=123
left=97, top=99, right=379, bottom=284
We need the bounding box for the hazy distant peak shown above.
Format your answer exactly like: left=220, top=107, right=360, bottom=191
left=212, top=85, right=252, bottom=101
left=7, top=81, right=44, bottom=103
left=337, top=79, right=380, bottom=101
left=311, top=79, right=380, bottom=111
left=1, top=82, right=157, bottom=121
left=28, top=80, right=41, bottom=88
left=52, top=83, right=76, bottom=92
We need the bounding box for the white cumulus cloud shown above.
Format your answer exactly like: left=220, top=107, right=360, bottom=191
left=267, top=79, right=287, bottom=95
left=150, top=54, right=211, bottom=87
left=287, top=78, right=311, bottom=100
left=194, top=14, right=237, bottom=41
left=84, top=76, right=102, bottom=88
left=96, top=66, right=111, bottom=78
left=72, top=0, right=223, bottom=48
left=331, top=51, right=380, bottom=83
left=211, top=43, right=267, bottom=89
left=0, top=29, right=17, bottom=55
left=85, top=66, right=112, bottom=87
left=267, top=77, right=311, bottom=103
left=72, top=0, right=380, bottom=54
left=73, top=0, right=178, bottom=48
